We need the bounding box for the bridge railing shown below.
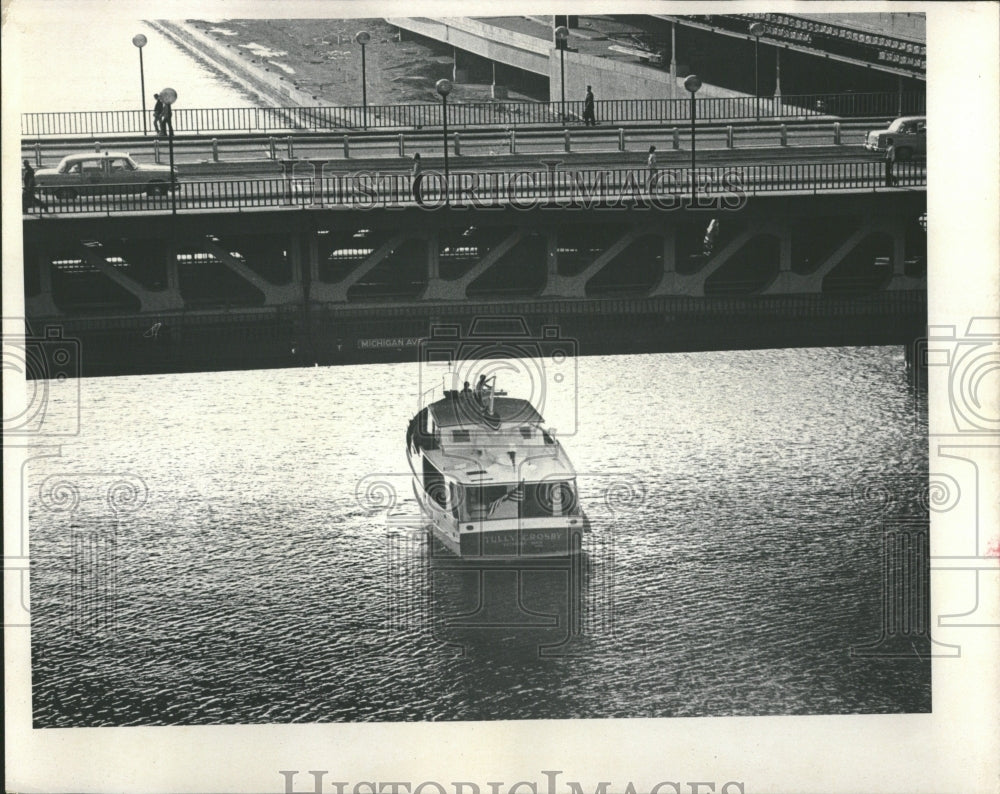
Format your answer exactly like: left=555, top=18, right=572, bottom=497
left=23, top=160, right=925, bottom=216
left=21, top=91, right=925, bottom=138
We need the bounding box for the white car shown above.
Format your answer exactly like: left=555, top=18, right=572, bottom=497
left=35, top=152, right=176, bottom=200
left=863, top=116, right=926, bottom=160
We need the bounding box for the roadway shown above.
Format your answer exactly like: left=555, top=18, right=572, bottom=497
left=24, top=119, right=891, bottom=178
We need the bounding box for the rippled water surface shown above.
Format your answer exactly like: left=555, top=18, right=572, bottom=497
left=29, top=349, right=930, bottom=726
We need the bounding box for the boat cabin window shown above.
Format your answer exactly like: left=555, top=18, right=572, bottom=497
left=460, top=479, right=579, bottom=520
left=451, top=429, right=471, bottom=442
left=519, top=427, right=533, bottom=439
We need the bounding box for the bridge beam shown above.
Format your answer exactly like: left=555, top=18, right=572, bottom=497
left=310, top=232, right=408, bottom=303
left=887, top=220, right=923, bottom=290
left=80, top=244, right=184, bottom=313
left=651, top=228, right=702, bottom=297
left=422, top=229, right=524, bottom=301
left=202, top=238, right=302, bottom=306
left=543, top=226, right=646, bottom=299
left=26, top=250, right=61, bottom=317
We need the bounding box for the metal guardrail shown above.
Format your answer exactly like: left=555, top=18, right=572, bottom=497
left=21, top=91, right=925, bottom=138
left=23, top=161, right=926, bottom=216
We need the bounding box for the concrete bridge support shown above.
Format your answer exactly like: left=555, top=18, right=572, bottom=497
left=201, top=239, right=302, bottom=306
left=80, top=244, right=184, bottom=312
left=311, top=233, right=407, bottom=303
left=422, top=229, right=525, bottom=301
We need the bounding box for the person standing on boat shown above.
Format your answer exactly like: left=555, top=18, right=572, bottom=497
left=474, top=374, right=489, bottom=406
left=461, top=381, right=473, bottom=399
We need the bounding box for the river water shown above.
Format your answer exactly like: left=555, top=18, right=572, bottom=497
left=29, top=348, right=930, bottom=725
left=17, top=10, right=930, bottom=725
left=14, top=14, right=256, bottom=114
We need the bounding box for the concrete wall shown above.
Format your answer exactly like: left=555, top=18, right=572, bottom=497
left=551, top=49, right=750, bottom=105
left=388, top=17, right=550, bottom=75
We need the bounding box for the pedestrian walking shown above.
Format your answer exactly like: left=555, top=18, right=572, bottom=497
left=411, top=152, right=423, bottom=203
left=22, top=159, right=48, bottom=213
left=583, top=85, right=596, bottom=126
left=646, top=145, right=658, bottom=189
left=160, top=101, right=174, bottom=137
left=884, top=143, right=896, bottom=186
left=153, top=93, right=164, bottom=135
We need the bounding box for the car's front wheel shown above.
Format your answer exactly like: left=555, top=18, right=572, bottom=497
left=147, top=181, right=169, bottom=197
left=55, top=187, right=78, bottom=201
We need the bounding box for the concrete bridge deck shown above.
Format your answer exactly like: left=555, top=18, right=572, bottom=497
left=22, top=190, right=926, bottom=376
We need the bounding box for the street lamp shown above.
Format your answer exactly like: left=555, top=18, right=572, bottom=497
left=749, top=22, right=765, bottom=120
left=684, top=74, right=702, bottom=206
left=554, top=25, right=569, bottom=122
left=160, top=87, right=178, bottom=214
left=132, top=34, right=148, bottom=135
left=436, top=78, right=452, bottom=206
left=354, top=31, right=371, bottom=129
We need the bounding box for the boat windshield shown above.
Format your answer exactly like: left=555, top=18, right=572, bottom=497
left=461, top=480, right=580, bottom=521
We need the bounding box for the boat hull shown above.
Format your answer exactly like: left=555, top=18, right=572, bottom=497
left=412, top=478, right=587, bottom=559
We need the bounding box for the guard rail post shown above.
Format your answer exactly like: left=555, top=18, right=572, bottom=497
left=834, top=122, right=841, bottom=145
left=287, top=136, right=294, bottom=159
left=212, top=139, right=219, bottom=162
left=95, top=141, right=102, bottom=153
left=672, top=128, right=680, bottom=150
left=269, top=137, right=276, bottom=160
left=454, top=133, right=461, bottom=156
left=726, top=125, right=734, bottom=148
left=510, top=129, right=517, bottom=154
left=618, top=128, right=625, bottom=152
left=398, top=134, right=405, bottom=156
left=343, top=135, right=350, bottom=158
left=780, top=124, right=788, bottom=146
left=154, top=139, right=161, bottom=164
left=564, top=129, right=571, bottom=153
left=35, top=142, right=42, bottom=167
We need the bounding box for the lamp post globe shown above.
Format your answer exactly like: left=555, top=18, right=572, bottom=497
left=159, top=88, right=178, bottom=214
left=749, top=22, right=765, bottom=117
left=435, top=79, right=453, bottom=205
left=133, top=34, right=149, bottom=135
left=554, top=26, right=569, bottom=121
left=355, top=31, right=371, bottom=128
left=684, top=75, right=701, bottom=205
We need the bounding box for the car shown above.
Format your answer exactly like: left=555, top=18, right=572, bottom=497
left=863, top=116, right=926, bottom=160
left=34, top=152, right=176, bottom=200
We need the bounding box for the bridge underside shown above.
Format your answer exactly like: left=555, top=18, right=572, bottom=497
left=22, top=193, right=926, bottom=377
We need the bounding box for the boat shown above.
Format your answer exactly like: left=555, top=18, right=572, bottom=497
left=406, top=376, right=588, bottom=558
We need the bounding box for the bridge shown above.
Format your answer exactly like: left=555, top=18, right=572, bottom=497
left=386, top=14, right=924, bottom=106
left=22, top=159, right=926, bottom=377
left=20, top=78, right=927, bottom=379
